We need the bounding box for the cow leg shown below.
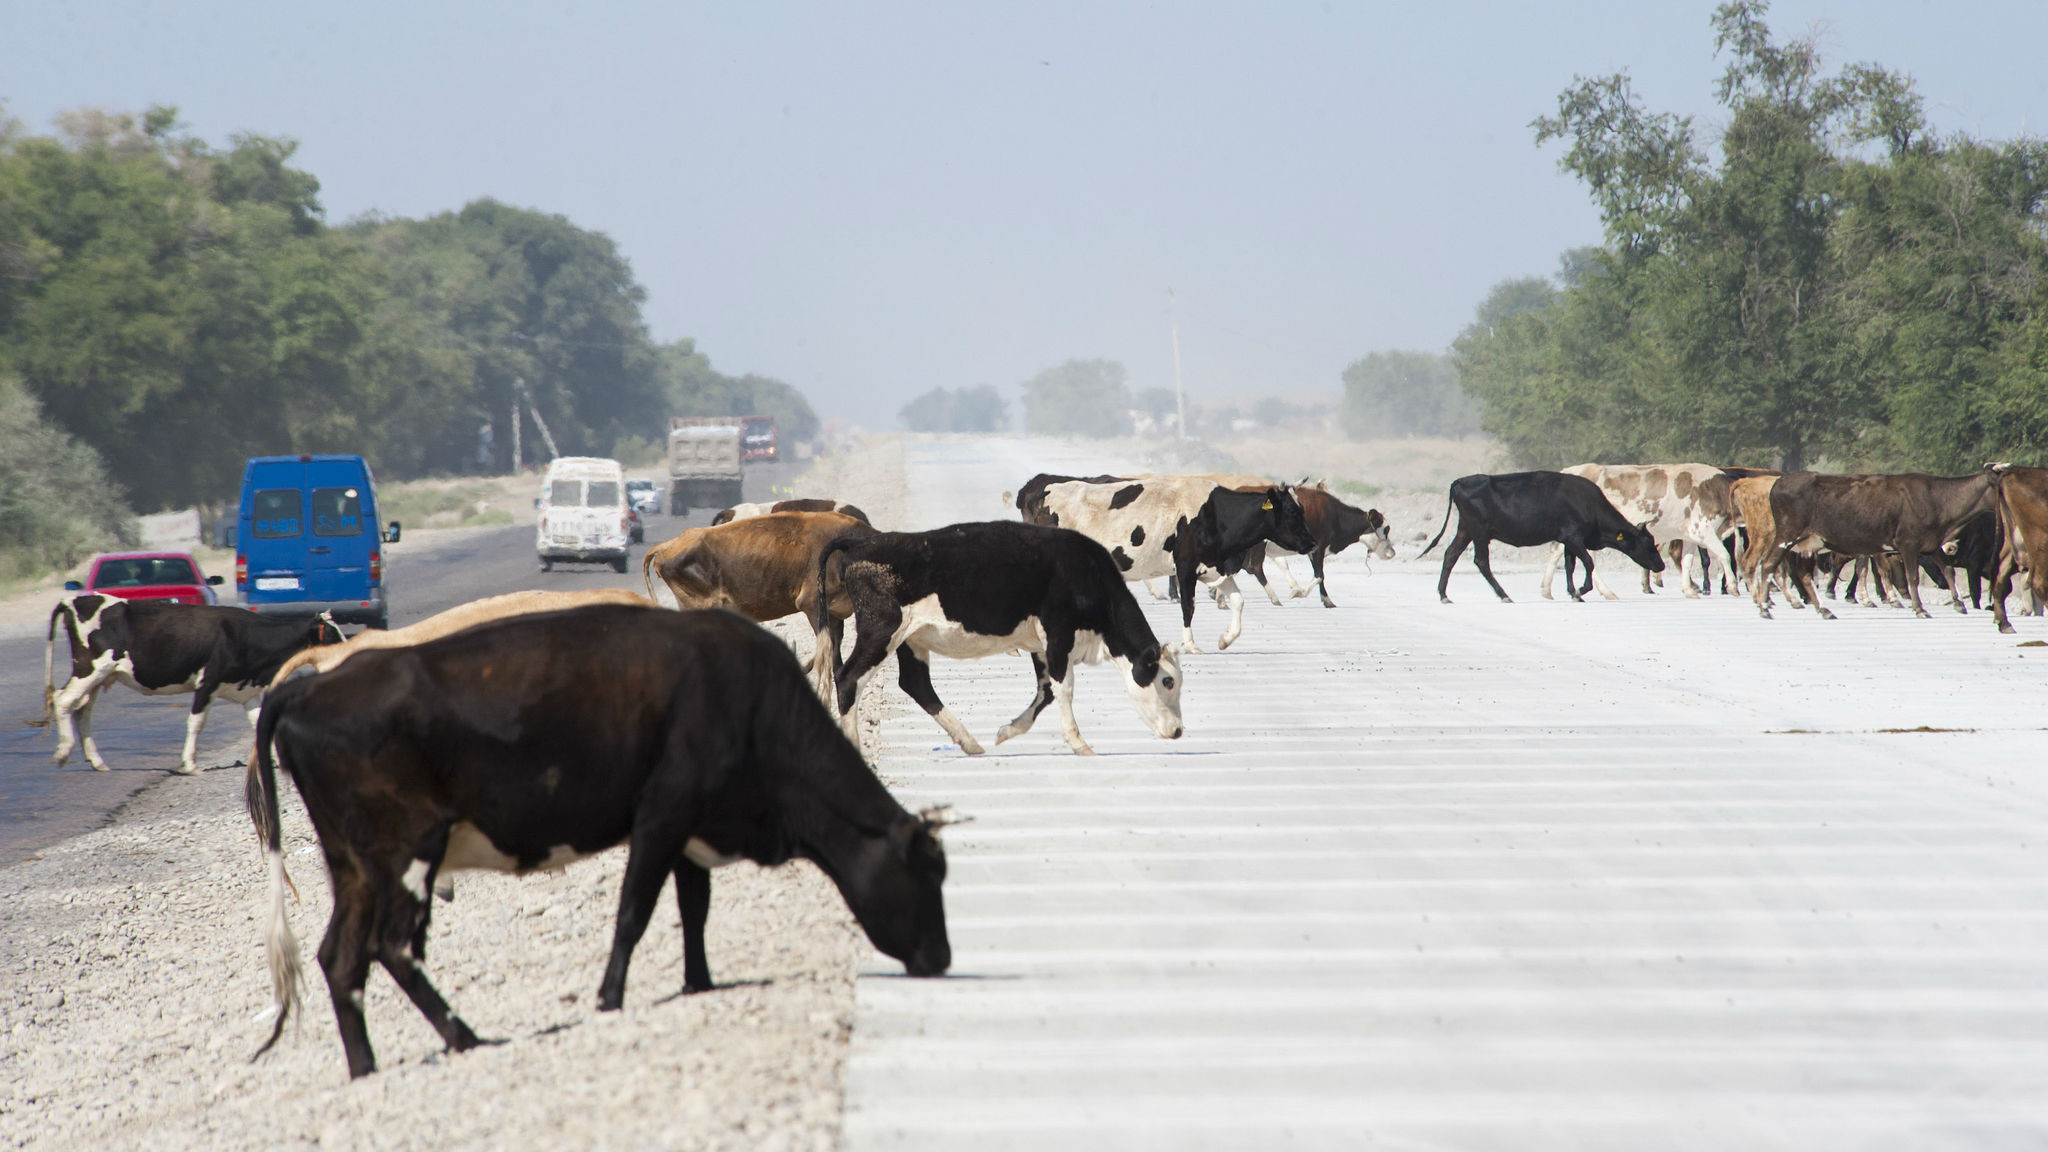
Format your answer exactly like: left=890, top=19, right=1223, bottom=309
left=1176, top=556, right=1205, bottom=653
left=1311, top=546, right=1336, bottom=609
left=1213, top=573, right=1245, bottom=611
left=1676, top=541, right=1702, bottom=600
left=1207, top=572, right=1247, bottom=650
left=177, top=683, right=217, bottom=775
left=1436, top=529, right=1474, bottom=604
left=1049, top=659, right=1093, bottom=756
left=996, top=654, right=1057, bottom=746
left=50, top=656, right=119, bottom=769
left=833, top=603, right=902, bottom=740
left=673, top=861, right=714, bottom=993
left=1243, top=559, right=1285, bottom=608
left=317, top=873, right=380, bottom=1079
left=598, top=818, right=691, bottom=1012
left=75, top=688, right=109, bottom=772
left=1141, top=579, right=1169, bottom=601
left=1539, top=542, right=1564, bottom=600
left=1901, top=548, right=1933, bottom=618
left=1470, top=539, right=1513, bottom=603
left=1584, top=551, right=1619, bottom=601
left=1797, top=556, right=1836, bottom=621
left=1276, top=556, right=1314, bottom=600
left=897, top=644, right=984, bottom=755
left=379, top=827, right=481, bottom=1055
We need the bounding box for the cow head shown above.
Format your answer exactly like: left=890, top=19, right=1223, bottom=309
left=1605, top=523, right=1667, bottom=573
left=840, top=808, right=953, bottom=978
left=1261, top=487, right=1318, bottom=555
left=1117, top=642, right=1184, bottom=740
left=313, top=612, right=346, bottom=646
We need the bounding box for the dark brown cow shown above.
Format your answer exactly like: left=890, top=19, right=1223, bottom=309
left=1760, top=468, right=2007, bottom=620
left=1992, top=465, right=2048, bottom=634
left=643, top=511, right=875, bottom=669
left=248, top=605, right=951, bottom=1078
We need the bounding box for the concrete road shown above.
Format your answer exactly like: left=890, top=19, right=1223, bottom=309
left=843, top=439, right=2048, bottom=1149
left=0, top=460, right=799, bottom=864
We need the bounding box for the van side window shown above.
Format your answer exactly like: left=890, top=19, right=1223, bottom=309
left=253, top=490, right=304, bottom=538
left=311, top=488, right=364, bottom=537
left=546, top=479, right=581, bottom=506
left=585, top=481, right=621, bottom=508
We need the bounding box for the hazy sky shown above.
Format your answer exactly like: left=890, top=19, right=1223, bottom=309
left=5, top=2, right=2044, bottom=423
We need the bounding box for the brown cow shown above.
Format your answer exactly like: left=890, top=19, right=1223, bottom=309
left=1760, top=468, right=2008, bottom=620
left=643, top=511, right=876, bottom=669
left=1991, top=465, right=2048, bottom=634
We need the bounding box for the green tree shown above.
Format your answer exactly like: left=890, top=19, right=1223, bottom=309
left=1022, top=359, right=1130, bottom=438
left=0, top=374, right=134, bottom=579
left=1340, top=350, right=1481, bottom=438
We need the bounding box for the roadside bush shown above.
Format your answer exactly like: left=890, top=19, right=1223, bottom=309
left=0, top=375, right=135, bottom=581
left=1022, top=360, right=1131, bottom=438
left=900, top=385, right=1009, bottom=433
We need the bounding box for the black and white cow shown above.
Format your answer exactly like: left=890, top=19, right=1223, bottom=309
left=39, top=596, right=341, bottom=774
left=1419, top=471, right=1666, bottom=603
left=248, top=603, right=952, bottom=1079
left=814, top=521, right=1183, bottom=755
left=1036, top=477, right=1318, bottom=652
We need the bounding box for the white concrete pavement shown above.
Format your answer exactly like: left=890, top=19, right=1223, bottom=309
left=842, top=437, right=2048, bottom=1150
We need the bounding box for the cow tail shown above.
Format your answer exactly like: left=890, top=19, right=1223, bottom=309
left=813, top=534, right=859, bottom=693
left=1417, top=493, right=1456, bottom=559
left=634, top=545, right=659, bottom=606
left=33, top=602, right=70, bottom=731
left=247, top=687, right=303, bottom=1060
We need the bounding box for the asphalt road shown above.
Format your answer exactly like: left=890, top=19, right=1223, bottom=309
left=842, top=438, right=2048, bottom=1150
left=0, top=460, right=800, bottom=864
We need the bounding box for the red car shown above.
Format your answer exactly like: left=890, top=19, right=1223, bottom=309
left=65, top=551, right=225, bottom=606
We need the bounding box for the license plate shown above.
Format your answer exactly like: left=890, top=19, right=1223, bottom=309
left=254, top=577, right=300, bottom=591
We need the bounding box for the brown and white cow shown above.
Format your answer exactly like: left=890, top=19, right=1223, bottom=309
left=711, top=498, right=871, bottom=526
left=1539, top=463, right=1738, bottom=601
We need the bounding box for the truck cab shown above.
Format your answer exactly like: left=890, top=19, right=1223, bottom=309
left=537, top=456, right=632, bottom=572
left=237, top=454, right=397, bottom=629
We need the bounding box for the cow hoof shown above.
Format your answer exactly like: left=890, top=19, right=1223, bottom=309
left=958, top=737, right=986, bottom=756
left=1439, top=596, right=1453, bottom=605
left=1071, top=744, right=1097, bottom=756
left=994, top=725, right=1021, bottom=745
left=1999, top=622, right=2016, bottom=635
left=1600, top=592, right=1619, bottom=602
left=1217, top=634, right=1237, bottom=651
left=1320, top=598, right=1336, bottom=609
left=681, top=980, right=714, bottom=995
left=1914, top=609, right=1931, bottom=619
left=1818, top=608, right=1838, bottom=621
left=173, top=764, right=202, bottom=776
left=1540, top=589, right=1554, bottom=600
left=1757, top=608, right=1774, bottom=620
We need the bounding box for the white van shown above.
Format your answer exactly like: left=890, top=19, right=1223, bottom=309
left=536, top=457, right=631, bottom=572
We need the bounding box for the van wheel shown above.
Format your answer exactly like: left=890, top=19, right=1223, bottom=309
left=539, top=558, right=553, bottom=573
left=611, top=555, right=629, bottom=574
left=369, top=611, right=390, bottom=631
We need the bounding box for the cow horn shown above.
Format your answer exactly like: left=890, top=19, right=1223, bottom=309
left=918, top=804, right=970, bottom=829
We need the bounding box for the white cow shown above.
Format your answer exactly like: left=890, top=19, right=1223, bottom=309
left=1540, top=463, right=1739, bottom=601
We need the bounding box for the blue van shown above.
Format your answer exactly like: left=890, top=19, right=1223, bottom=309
left=236, top=455, right=400, bottom=629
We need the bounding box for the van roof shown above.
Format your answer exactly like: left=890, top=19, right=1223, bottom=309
left=544, top=456, right=624, bottom=477
left=246, top=454, right=369, bottom=467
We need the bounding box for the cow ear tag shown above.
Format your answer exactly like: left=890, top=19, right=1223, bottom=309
left=1261, top=499, right=1274, bottom=510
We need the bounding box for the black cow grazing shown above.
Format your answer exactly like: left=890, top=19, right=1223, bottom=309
left=1759, top=468, right=2007, bottom=619
left=1010, top=473, right=1128, bottom=526
left=38, top=597, right=341, bottom=775
left=814, top=521, right=1183, bottom=756
left=247, top=604, right=951, bottom=1079
left=1419, top=472, right=1666, bottom=604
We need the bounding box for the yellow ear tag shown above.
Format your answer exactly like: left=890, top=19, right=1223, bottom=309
left=1261, top=499, right=1274, bottom=510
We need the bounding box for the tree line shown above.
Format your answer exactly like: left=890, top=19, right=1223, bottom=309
left=0, top=105, right=818, bottom=525
left=1454, top=2, right=2048, bottom=473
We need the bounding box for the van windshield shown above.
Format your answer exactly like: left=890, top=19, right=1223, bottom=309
left=252, top=490, right=303, bottom=538
left=584, top=481, right=621, bottom=507
left=311, top=488, right=364, bottom=536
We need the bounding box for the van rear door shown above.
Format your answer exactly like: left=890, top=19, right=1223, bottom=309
left=244, top=459, right=308, bottom=601
left=304, top=458, right=372, bottom=602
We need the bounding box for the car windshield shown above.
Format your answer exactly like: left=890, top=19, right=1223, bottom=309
left=585, top=481, right=621, bottom=508
left=95, top=557, right=197, bottom=587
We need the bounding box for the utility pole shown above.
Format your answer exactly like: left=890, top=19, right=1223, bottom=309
left=1169, top=289, right=1187, bottom=439
left=511, top=397, right=522, bottom=474
left=514, top=377, right=561, bottom=462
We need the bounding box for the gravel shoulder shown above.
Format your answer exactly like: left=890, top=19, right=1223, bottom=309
left=0, top=439, right=914, bottom=1150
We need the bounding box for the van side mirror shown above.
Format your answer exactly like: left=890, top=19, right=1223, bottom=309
left=384, top=522, right=402, bottom=544
left=533, top=498, right=542, bottom=509
left=63, top=580, right=83, bottom=592
left=206, top=575, right=224, bottom=586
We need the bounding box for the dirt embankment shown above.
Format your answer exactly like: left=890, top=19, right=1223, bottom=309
left=0, top=438, right=912, bottom=1151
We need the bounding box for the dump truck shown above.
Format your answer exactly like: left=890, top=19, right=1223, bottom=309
left=666, top=417, right=746, bottom=516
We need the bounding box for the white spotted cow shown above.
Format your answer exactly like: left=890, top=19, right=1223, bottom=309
left=39, top=596, right=341, bottom=774
left=1539, top=463, right=1739, bottom=601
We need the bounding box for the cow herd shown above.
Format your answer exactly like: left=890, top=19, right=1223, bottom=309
left=27, top=458, right=2048, bottom=1081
